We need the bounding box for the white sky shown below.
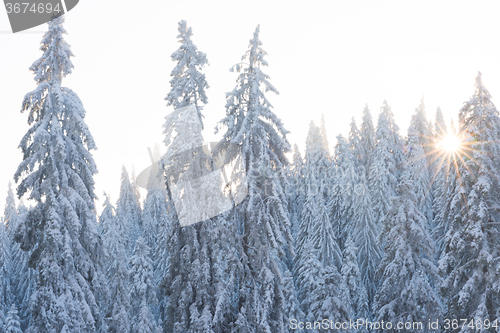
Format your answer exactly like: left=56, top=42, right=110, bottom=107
left=1, top=0, right=500, bottom=211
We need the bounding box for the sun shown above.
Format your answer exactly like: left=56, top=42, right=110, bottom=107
left=437, top=133, right=463, bottom=155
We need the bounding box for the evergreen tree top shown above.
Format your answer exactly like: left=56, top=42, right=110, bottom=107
left=435, top=106, right=447, bottom=137
left=3, top=182, right=16, bottom=230
left=31, top=16, right=73, bottom=85
left=459, top=72, right=500, bottom=140
left=361, top=104, right=373, bottom=128
left=320, top=114, right=331, bottom=158
left=292, top=143, right=303, bottom=167
left=241, top=24, right=268, bottom=69
left=165, top=20, right=209, bottom=128
left=216, top=25, right=290, bottom=169
left=472, top=71, right=492, bottom=101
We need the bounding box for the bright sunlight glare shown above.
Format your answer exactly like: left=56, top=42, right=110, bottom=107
left=437, top=134, right=463, bottom=154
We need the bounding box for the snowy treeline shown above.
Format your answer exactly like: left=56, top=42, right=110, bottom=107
left=1, top=16, right=500, bottom=333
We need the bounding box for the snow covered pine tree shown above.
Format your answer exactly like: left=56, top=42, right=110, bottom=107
left=215, top=25, right=296, bottom=332
left=13, top=16, right=108, bottom=333
left=439, top=73, right=500, bottom=333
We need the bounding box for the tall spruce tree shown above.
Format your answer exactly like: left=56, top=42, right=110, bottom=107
left=407, top=121, right=433, bottom=228
left=165, top=20, right=209, bottom=129
left=287, top=144, right=304, bottom=240
left=340, top=237, right=369, bottom=324
left=0, top=212, right=12, bottom=331
left=439, top=73, right=500, bottom=331
left=320, top=114, right=331, bottom=159
left=381, top=100, right=405, bottom=175
left=310, top=193, right=342, bottom=271
left=116, top=166, right=143, bottom=253
left=348, top=117, right=363, bottom=167
left=215, top=25, right=294, bottom=332
left=351, top=171, right=381, bottom=311
left=335, top=134, right=358, bottom=250
left=129, top=237, right=161, bottom=333
left=161, top=20, right=222, bottom=333
left=360, top=105, right=375, bottom=176
left=13, top=16, right=107, bottom=333
left=5, top=183, right=35, bottom=331
left=374, top=168, right=442, bottom=332
left=1, top=183, right=15, bottom=315
left=101, top=193, right=131, bottom=333
left=295, top=167, right=319, bottom=270
left=142, top=151, right=168, bottom=256
left=410, top=98, right=433, bottom=155
left=305, top=121, right=329, bottom=186
left=369, top=102, right=399, bottom=227
left=432, top=108, right=455, bottom=258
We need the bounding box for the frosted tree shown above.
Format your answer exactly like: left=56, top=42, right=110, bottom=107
left=311, top=193, right=342, bottom=271
left=142, top=152, right=168, bottom=255
left=294, top=164, right=318, bottom=266
left=307, top=265, right=350, bottom=332
left=0, top=215, right=12, bottom=330
left=295, top=168, right=345, bottom=328
left=5, top=185, right=35, bottom=331
left=282, top=269, right=304, bottom=333
left=374, top=170, right=442, bottom=332
left=165, top=20, right=209, bottom=129
left=369, top=103, right=399, bottom=227
left=101, top=193, right=131, bottom=333
left=4, top=182, right=17, bottom=230
left=348, top=117, right=363, bottom=167
left=326, top=161, right=342, bottom=247
left=1, top=183, right=15, bottom=317
left=5, top=304, right=23, bottom=333
left=129, top=237, right=160, bottom=333
left=434, top=107, right=447, bottom=138
left=320, top=114, right=331, bottom=159
left=334, top=134, right=358, bottom=250
left=360, top=105, right=375, bottom=176
left=296, top=238, right=348, bottom=328
left=210, top=211, right=242, bottom=333
left=294, top=140, right=339, bottom=270
left=215, top=25, right=294, bottom=332
left=430, top=107, right=447, bottom=178
left=162, top=211, right=234, bottom=333
left=381, top=100, right=405, bottom=174
left=131, top=168, right=142, bottom=207
left=161, top=80, right=210, bottom=333
left=350, top=171, right=381, bottom=311
left=116, top=166, right=143, bottom=253
left=410, top=97, right=433, bottom=155
left=155, top=190, right=178, bottom=332
left=287, top=144, right=304, bottom=239
left=13, top=16, right=107, bottom=333
left=432, top=108, right=455, bottom=257
left=439, top=73, right=500, bottom=330
left=406, top=121, right=433, bottom=227
left=430, top=106, right=447, bottom=176
left=160, top=24, right=217, bottom=333
left=99, top=192, right=115, bottom=235
left=341, top=237, right=369, bottom=324
left=305, top=121, right=329, bottom=186
left=296, top=242, right=322, bottom=317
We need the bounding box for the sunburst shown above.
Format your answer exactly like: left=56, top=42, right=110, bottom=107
left=436, top=133, right=464, bottom=156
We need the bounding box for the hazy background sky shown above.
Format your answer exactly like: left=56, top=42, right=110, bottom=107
left=1, top=0, right=500, bottom=211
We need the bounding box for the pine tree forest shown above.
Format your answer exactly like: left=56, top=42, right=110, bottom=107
left=3, top=16, right=500, bottom=333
